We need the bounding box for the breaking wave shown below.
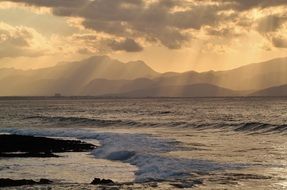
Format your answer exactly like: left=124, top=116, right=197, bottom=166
left=0, top=127, right=245, bottom=182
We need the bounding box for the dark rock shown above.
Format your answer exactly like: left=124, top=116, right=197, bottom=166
left=170, top=179, right=203, bottom=188
left=0, top=134, right=95, bottom=158
left=0, top=178, right=53, bottom=187
left=0, top=152, right=59, bottom=158
left=147, top=182, right=158, bottom=188
left=39, top=178, right=53, bottom=184
left=0, top=179, right=36, bottom=187
left=91, top=178, right=114, bottom=185
left=91, top=178, right=101, bottom=184
left=208, top=173, right=272, bottom=184
left=223, top=173, right=272, bottom=180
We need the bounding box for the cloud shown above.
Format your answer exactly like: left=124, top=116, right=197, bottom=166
left=0, top=23, right=31, bottom=46
left=254, top=13, right=287, bottom=49
left=5, top=0, right=89, bottom=8
left=257, top=15, right=287, bottom=33
left=272, top=37, right=287, bottom=48
left=205, top=25, right=242, bottom=38
left=77, top=48, right=93, bottom=54
left=82, top=19, right=131, bottom=37
left=3, top=0, right=287, bottom=51
left=0, top=22, right=45, bottom=58
left=108, top=38, right=143, bottom=52
left=3, top=0, right=222, bottom=49
left=69, top=33, right=143, bottom=53
left=217, top=0, right=287, bottom=10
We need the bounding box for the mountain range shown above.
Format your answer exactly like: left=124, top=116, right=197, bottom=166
left=1, top=55, right=287, bottom=97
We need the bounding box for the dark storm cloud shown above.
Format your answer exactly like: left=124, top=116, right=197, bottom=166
left=217, top=0, right=287, bottom=10
left=109, top=38, right=143, bottom=52
left=52, top=0, right=191, bottom=49
left=82, top=19, right=131, bottom=36
left=4, top=0, right=287, bottom=49
left=5, top=0, right=225, bottom=49
left=6, top=0, right=89, bottom=8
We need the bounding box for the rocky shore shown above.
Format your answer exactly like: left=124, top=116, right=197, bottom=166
left=0, top=134, right=96, bottom=187
left=0, top=134, right=95, bottom=157
left=0, top=178, right=52, bottom=187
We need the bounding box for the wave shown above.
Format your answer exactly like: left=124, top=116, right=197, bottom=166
left=231, top=122, right=287, bottom=134
left=25, top=116, right=141, bottom=127
left=176, top=122, right=287, bottom=134
left=0, top=127, right=245, bottom=182
left=24, top=116, right=287, bottom=134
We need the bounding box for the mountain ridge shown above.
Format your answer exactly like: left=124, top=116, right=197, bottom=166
left=0, top=56, right=287, bottom=96
left=251, top=84, right=287, bottom=97
left=104, top=83, right=241, bottom=97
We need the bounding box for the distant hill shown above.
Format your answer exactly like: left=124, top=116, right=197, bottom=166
left=107, top=83, right=240, bottom=97
left=0, top=56, right=287, bottom=96
left=155, top=57, right=287, bottom=91
left=82, top=78, right=157, bottom=96
left=0, top=56, right=159, bottom=96
left=215, top=57, right=287, bottom=90
left=251, top=84, right=287, bottom=96
left=24, top=55, right=159, bottom=80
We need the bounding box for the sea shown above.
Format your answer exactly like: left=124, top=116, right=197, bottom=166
left=0, top=97, right=287, bottom=189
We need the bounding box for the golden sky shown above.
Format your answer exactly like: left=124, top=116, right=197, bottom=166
left=0, top=0, right=287, bottom=73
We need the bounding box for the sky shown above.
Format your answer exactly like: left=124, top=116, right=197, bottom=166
left=0, top=0, right=286, bottom=73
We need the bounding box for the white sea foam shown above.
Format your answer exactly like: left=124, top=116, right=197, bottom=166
left=0, top=127, right=244, bottom=182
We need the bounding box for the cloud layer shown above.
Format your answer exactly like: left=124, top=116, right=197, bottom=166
left=2, top=0, right=287, bottom=53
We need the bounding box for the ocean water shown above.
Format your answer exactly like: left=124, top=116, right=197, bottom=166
left=0, top=97, right=287, bottom=189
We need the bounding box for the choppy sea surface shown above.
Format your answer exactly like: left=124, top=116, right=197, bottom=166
left=0, top=97, right=287, bottom=189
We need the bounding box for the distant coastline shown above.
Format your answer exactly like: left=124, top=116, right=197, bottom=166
left=0, top=96, right=287, bottom=100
